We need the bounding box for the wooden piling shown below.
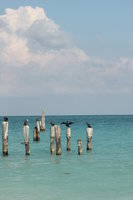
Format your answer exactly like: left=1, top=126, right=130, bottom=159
left=25, top=142, right=30, bottom=156
left=36, top=119, right=40, bottom=141
left=50, top=125, right=55, bottom=155
left=24, top=120, right=30, bottom=155
left=2, top=117, right=8, bottom=156
left=55, top=125, right=61, bottom=155
left=33, top=127, right=37, bottom=141
left=87, top=128, right=93, bottom=150
left=40, top=110, right=45, bottom=131
left=66, top=127, right=71, bottom=151
left=77, top=139, right=82, bottom=155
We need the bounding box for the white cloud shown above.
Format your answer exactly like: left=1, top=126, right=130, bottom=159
left=0, top=6, right=133, bottom=97
left=0, top=7, right=46, bottom=32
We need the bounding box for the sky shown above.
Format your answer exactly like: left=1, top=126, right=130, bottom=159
left=0, top=0, right=133, bottom=116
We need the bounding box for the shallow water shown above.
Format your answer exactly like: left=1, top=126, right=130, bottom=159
left=0, top=115, right=133, bottom=200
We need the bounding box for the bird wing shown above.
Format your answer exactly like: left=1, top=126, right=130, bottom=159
left=86, top=122, right=91, bottom=128
left=69, top=122, right=74, bottom=125
left=61, top=122, right=67, bottom=125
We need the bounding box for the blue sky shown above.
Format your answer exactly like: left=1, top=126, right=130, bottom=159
left=0, top=1, right=133, bottom=115
left=1, top=0, right=133, bottom=59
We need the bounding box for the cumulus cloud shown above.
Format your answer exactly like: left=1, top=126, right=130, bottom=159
left=0, top=6, right=133, bottom=97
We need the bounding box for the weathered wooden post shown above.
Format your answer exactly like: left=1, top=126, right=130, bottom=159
left=24, top=119, right=30, bottom=155
left=40, top=110, right=45, bottom=131
left=50, top=122, right=55, bottom=155
left=33, top=118, right=40, bottom=141
left=2, top=117, right=8, bottom=156
left=77, top=139, right=82, bottom=155
left=36, top=118, right=40, bottom=141
left=61, top=121, right=74, bottom=151
left=55, top=125, right=61, bottom=155
left=87, top=128, right=93, bottom=150
left=33, top=127, right=37, bottom=141
left=86, top=122, right=93, bottom=150
left=66, top=127, right=71, bottom=151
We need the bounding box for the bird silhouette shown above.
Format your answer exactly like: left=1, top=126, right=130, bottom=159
left=86, top=122, right=92, bottom=128
left=49, top=121, right=55, bottom=126
left=61, top=121, right=74, bottom=127
left=4, top=117, right=8, bottom=122
left=24, top=119, right=29, bottom=126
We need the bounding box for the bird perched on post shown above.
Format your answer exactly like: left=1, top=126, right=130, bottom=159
left=86, top=122, right=92, bottom=128
left=4, top=117, right=8, bottom=122
left=49, top=121, right=55, bottom=126
left=61, top=121, right=74, bottom=127
left=24, top=119, right=29, bottom=126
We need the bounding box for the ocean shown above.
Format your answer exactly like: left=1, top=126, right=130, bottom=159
left=0, top=115, right=133, bottom=200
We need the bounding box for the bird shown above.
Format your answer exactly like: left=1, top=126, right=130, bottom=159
left=4, top=117, right=8, bottom=122
left=86, top=122, right=92, bottom=128
left=49, top=121, right=55, bottom=126
left=61, top=121, right=74, bottom=127
left=24, top=119, right=29, bottom=126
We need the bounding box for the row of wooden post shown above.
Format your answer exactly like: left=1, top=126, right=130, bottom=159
left=1, top=111, right=45, bottom=156
left=2, top=122, right=93, bottom=156
left=1, top=113, right=93, bottom=156
left=33, top=123, right=92, bottom=156
left=50, top=125, right=93, bottom=155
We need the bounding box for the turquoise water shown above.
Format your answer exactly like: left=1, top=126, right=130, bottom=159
left=0, top=115, right=133, bottom=200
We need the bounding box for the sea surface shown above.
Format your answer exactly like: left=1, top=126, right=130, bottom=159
left=0, top=115, right=133, bottom=200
